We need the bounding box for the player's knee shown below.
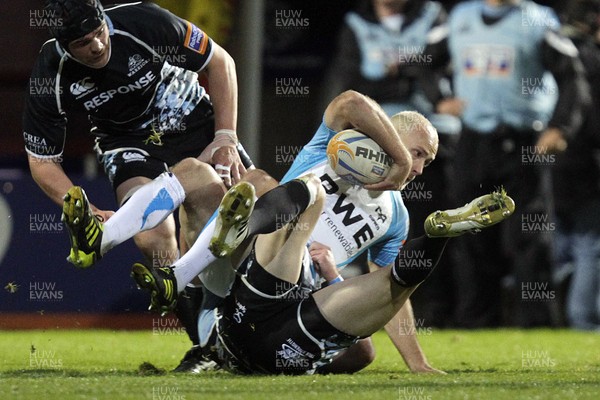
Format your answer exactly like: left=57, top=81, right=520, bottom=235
left=353, top=341, right=376, bottom=369
left=242, top=168, right=277, bottom=196
left=171, top=156, right=203, bottom=174
left=322, top=340, right=376, bottom=374
left=171, top=157, right=217, bottom=189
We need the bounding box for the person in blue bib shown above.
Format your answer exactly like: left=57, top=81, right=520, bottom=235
left=424, top=0, right=590, bottom=327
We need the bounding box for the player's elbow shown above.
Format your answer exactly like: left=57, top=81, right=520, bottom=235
left=335, top=90, right=368, bottom=114
left=326, top=90, right=372, bottom=127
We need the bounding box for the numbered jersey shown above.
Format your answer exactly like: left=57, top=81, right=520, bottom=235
left=282, top=118, right=409, bottom=269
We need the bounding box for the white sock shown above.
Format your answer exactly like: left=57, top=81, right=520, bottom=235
left=100, top=172, right=186, bottom=254
left=172, top=216, right=217, bottom=293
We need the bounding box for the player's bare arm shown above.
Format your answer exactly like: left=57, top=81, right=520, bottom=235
left=324, top=90, right=411, bottom=190
left=198, top=43, right=245, bottom=186
left=368, top=261, right=445, bottom=374
left=27, top=154, right=113, bottom=221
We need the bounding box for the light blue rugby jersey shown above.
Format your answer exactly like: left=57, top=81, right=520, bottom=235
left=196, top=119, right=410, bottom=345
left=448, top=0, right=559, bottom=133
left=346, top=1, right=443, bottom=80
left=281, top=117, right=409, bottom=269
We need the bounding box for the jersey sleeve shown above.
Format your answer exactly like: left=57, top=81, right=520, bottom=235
left=281, top=115, right=337, bottom=182
left=171, top=17, right=214, bottom=71
left=22, top=44, right=67, bottom=159
left=302, top=115, right=338, bottom=153
left=367, top=194, right=409, bottom=267
left=111, top=2, right=214, bottom=71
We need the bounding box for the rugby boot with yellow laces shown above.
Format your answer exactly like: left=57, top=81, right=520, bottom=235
left=61, top=186, right=103, bottom=268
left=131, top=262, right=178, bottom=317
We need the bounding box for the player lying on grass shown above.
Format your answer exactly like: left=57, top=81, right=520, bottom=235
left=128, top=91, right=513, bottom=373
left=132, top=174, right=514, bottom=374
left=144, top=92, right=444, bottom=374
left=62, top=90, right=511, bottom=373
left=61, top=91, right=445, bottom=374
left=64, top=91, right=510, bottom=372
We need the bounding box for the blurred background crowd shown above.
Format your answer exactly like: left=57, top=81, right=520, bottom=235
left=1, top=0, right=598, bottom=331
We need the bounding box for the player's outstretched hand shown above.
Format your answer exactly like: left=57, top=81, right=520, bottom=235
left=410, top=363, right=447, bottom=374
left=364, top=163, right=407, bottom=192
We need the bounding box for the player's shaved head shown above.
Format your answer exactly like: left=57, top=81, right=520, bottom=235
left=391, top=111, right=438, bottom=155
left=391, top=111, right=438, bottom=186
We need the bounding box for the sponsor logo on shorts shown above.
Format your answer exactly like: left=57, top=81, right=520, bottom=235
left=121, top=151, right=146, bottom=163
left=232, top=301, right=246, bottom=323
left=274, top=339, right=313, bottom=370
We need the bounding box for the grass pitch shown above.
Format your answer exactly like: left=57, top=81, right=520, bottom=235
left=0, top=328, right=598, bottom=400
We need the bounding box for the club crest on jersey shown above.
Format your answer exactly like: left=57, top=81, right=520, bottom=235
left=184, top=22, right=208, bottom=54
left=70, top=77, right=96, bottom=98
left=127, top=54, right=149, bottom=77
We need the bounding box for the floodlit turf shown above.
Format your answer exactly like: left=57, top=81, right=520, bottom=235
left=0, top=328, right=598, bottom=400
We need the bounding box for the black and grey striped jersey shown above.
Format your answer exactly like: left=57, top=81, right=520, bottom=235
left=23, top=1, right=214, bottom=158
